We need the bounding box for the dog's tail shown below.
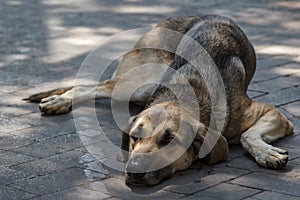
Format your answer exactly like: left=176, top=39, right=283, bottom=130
left=23, top=86, right=73, bottom=103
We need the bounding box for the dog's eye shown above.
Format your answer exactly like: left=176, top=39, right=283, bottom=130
left=131, top=135, right=140, bottom=143
left=159, top=129, right=175, bottom=146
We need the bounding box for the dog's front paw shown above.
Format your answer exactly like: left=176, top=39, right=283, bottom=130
left=255, top=147, right=288, bottom=169
left=39, top=95, right=72, bottom=115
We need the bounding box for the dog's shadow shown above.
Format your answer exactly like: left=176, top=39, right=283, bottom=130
left=127, top=161, right=208, bottom=194
left=128, top=143, right=296, bottom=195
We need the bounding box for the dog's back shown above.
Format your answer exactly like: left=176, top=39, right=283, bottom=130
left=115, top=15, right=255, bottom=94
left=168, top=15, right=256, bottom=90
left=146, top=15, right=256, bottom=137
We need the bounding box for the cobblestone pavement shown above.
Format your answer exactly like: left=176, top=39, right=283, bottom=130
left=0, top=0, right=299, bottom=199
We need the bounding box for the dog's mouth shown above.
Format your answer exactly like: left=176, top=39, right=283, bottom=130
left=125, top=179, right=145, bottom=187
left=125, top=171, right=161, bottom=186
left=125, top=166, right=174, bottom=186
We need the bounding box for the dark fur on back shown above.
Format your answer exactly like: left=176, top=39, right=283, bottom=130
left=148, top=15, right=256, bottom=136
left=175, top=15, right=255, bottom=88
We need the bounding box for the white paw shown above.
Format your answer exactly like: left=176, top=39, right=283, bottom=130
left=255, top=147, right=288, bottom=169
left=39, top=95, right=72, bottom=115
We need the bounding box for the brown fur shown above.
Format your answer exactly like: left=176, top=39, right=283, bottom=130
left=23, top=86, right=73, bottom=103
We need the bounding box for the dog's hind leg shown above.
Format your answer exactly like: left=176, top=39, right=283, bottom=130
left=27, top=76, right=154, bottom=115
left=23, top=87, right=74, bottom=103
left=240, top=103, right=294, bottom=169
left=36, top=79, right=118, bottom=115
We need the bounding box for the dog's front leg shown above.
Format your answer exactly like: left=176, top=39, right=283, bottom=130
left=240, top=107, right=294, bottom=169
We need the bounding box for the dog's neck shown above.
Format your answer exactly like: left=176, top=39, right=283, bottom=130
left=148, top=84, right=212, bottom=128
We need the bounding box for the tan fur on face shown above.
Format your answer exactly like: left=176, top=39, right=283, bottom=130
left=128, top=102, right=207, bottom=173
left=129, top=103, right=181, bottom=153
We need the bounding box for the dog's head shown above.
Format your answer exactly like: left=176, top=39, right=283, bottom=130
left=121, top=103, right=229, bottom=186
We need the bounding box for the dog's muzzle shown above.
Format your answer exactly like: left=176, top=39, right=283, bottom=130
left=125, top=155, right=156, bottom=186
left=125, top=154, right=172, bottom=186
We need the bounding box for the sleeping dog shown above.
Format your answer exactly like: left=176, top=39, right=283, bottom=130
left=24, top=15, right=294, bottom=186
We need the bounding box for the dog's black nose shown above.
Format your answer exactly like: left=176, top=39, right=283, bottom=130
left=126, top=155, right=149, bottom=173
left=127, top=172, right=146, bottom=180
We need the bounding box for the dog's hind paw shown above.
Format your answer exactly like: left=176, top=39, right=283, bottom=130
left=39, top=95, right=72, bottom=115
left=255, top=147, right=288, bottom=169
left=23, top=87, right=73, bottom=103
left=23, top=92, right=51, bottom=103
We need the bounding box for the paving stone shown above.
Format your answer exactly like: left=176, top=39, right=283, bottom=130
left=225, top=155, right=300, bottom=178
left=18, top=124, right=76, bottom=141
left=256, top=53, right=272, bottom=60
left=30, top=186, right=111, bottom=200
left=0, top=185, right=36, bottom=200
left=164, top=166, right=249, bottom=195
left=9, top=150, right=89, bottom=176
left=249, top=76, right=300, bottom=93
left=0, top=116, right=32, bottom=133
left=244, top=198, right=259, bottom=200
left=0, top=130, right=37, bottom=150
left=252, top=62, right=300, bottom=83
left=0, top=104, right=35, bottom=118
left=105, top=198, right=124, bottom=200
left=75, top=102, right=120, bottom=131
left=277, top=108, right=300, bottom=134
left=246, top=90, right=266, bottom=99
left=230, top=172, right=300, bottom=197
left=181, top=183, right=261, bottom=200
left=12, top=167, right=92, bottom=196
left=281, top=100, right=300, bottom=118
left=0, top=166, right=31, bottom=186
left=77, top=151, right=96, bottom=164
left=80, top=160, right=110, bottom=175
left=282, top=147, right=300, bottom=162
left=228, top=144, right=246, bottom=160
left=275, top=134, right=300, bottom=149
left=13, top=133, right=83, bottom=158
left=76, top=124, right=122, bottom=147
left=0, top=150, right=36, bottom=167
left=12, top=113, right=49, bottom=127
left=256, top=55, right=295, bottom=70
left=256, top=44, right=300, bottom=59
left=82, top=168, right=108, bottom=182
left=88, top=177, right=185, bottom=200
left=30, top=113, right=75, bottom=131
left=0, top=93, right=36, bottom=108
left=54, top=151, right=110, bottom=182
left=251, top=70, right=280, bottom=85
left=290, top=157, right=300, bottom=165
left=250, top=191, right=300, bottom=200
left=0, top=121, right=76, bottom=145
left=255, top=86, right=300, bottom=106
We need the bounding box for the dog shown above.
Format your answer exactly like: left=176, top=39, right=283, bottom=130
left=24, top=15, right=294, bottom=186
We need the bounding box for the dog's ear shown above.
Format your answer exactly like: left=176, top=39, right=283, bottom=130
left=191, top=121, right=229, bottom=165
left=198, top=128, right=229, bottom=165
left=120, top=116, right=137, bottom=162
